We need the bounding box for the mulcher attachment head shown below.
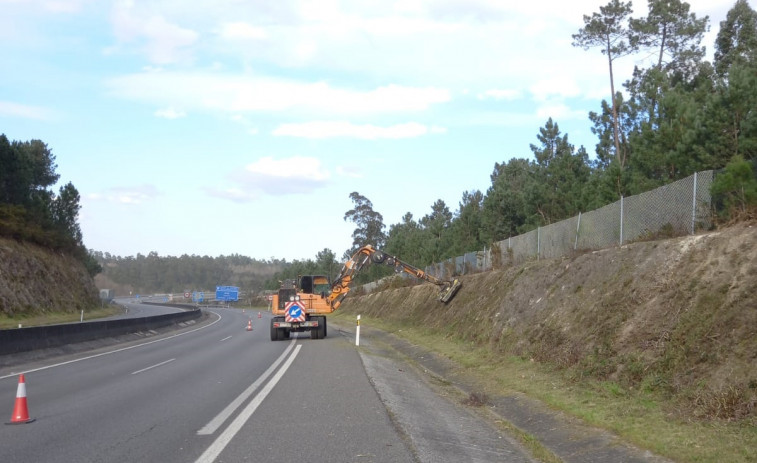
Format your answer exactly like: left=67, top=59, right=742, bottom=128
left=438, top=279, right=462, bottom=303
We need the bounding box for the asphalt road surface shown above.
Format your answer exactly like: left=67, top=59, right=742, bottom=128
left=1, top=308, right=535, bottom=462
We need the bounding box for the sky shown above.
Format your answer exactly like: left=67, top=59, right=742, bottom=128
left=1, top=0, right=735, bottom=262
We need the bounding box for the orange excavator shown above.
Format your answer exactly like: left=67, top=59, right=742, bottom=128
left=269, top=245, right=462, bottom=341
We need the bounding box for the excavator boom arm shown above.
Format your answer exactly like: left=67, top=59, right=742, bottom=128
left=326, top=245, right=461, bottom=310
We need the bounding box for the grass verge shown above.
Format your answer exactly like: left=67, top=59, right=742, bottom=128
left=332, top=312, right=757, bottom=463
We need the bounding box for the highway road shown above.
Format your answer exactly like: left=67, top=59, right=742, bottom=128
left=1, top=307, right=534, bottom=463
left=106, top=297, right=189, bottom=319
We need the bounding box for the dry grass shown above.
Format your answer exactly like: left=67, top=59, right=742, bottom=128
left=336, top=313, right=757, bottom=463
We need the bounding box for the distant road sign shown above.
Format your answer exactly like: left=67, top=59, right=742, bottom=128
left=266, top=295, right=273, bottom=301
left=184, top=292, right=190, bottom=298
left=215, top=286, right=239, bottom=302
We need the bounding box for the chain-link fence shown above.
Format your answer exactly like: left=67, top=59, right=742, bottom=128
left=426, top=170, right=715, bottom=277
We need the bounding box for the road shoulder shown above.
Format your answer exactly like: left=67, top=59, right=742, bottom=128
left=334, top=322, right=539, bottom=463
left=334, top=322, right=673, bottom=463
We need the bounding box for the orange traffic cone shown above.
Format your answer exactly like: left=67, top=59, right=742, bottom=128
left=257, top=311, right=261, bottom=319
left=246, top=319, right=253, bottom=331
left=6, top=374, right=35, bottom=425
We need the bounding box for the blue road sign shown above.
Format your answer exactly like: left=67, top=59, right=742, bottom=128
left=215, top=285, right=239, bottom=302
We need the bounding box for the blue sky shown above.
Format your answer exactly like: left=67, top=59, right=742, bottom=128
left=1, top=0, right=732, bottom=261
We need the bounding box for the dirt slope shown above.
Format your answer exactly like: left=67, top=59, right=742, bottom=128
left=339, top=223, right=757, bottom=422
left=0, top=238, right=99, bottom=317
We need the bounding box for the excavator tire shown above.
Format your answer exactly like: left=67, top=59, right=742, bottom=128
left=270, top=319, right=279, bottom=341
left=309, top=316, right=326, bottom=339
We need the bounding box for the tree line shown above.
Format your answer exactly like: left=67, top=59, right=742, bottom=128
left=278, top=0, right=757, bottom=285
left=0, top=134, right=101, bottom=276
left=91, top=251, right=286, bottom=296
left=107, top=0, right=757, bottom=293
left=5, top=0, right=756, bottom=296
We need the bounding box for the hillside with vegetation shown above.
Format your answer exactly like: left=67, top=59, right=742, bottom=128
left=336, top=221, right=756, bottom=462
left=0, top=135, right=101, bottom=318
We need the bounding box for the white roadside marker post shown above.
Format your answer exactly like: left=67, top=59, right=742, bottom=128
left=356, top=315, right=361, bottom=346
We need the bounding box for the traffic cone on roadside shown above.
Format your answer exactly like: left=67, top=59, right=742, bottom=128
left=257, top=311, right=261, bottom=319
left=6, top=374, right=35, bottom=425
left=246, top=319, right=253, bottom=331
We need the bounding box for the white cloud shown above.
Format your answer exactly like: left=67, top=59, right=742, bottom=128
left=42, top=0, right=89, bottom=13
left=535, top=103, right=586, bottom=121
left=218, top=22, right=267, bottom=40
left=87, top=184, right=161, bottom=205
left=478, top=89, right=521, bottom=101
left=529, top=77, right=581, bottom=102
left=245, top=156, right=330, bottom=181
left=215, top=156, right=332, bottom=199
left=110, top=1, right=198, bottom=64
left=106, top=72, right=450, bottom=115
left=208, top=155, right=372, bottom=201
left=336, top=165, right=363, bottom=179
left=0, top=101, right=56, bottom=120
left=204, top=187, right=258, bottom=203
left=1, top=0, right=90, bottom=13
left=272, top=121, right=444, bottom=139
left=154, top=107, right=186, bottom=119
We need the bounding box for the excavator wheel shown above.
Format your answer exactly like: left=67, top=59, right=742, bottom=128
left=310, top=317, right=325, bottom=340
left=270, top=319, right=279, bottom=341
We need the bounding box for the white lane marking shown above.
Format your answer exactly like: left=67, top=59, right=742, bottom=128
left=220, top=336, right=232, bottom=342
left=197, top=340, right=296, bottom=436
left=195, top=344, right=302, bottom=463
left=131, top=358, right=175, bottom=375
left=0, top=311, right=223, bottom=381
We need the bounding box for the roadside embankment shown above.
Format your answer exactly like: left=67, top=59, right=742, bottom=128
left=337, top=223, right=757, bottom=462
left=0, top=237, right=99, bottom=318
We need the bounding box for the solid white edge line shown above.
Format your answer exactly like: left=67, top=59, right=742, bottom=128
left=195, top=344, right=302, bottom=463
left=0, top=311, right=223, bottom=381
left=197, top=339, right=296, bottom=435
left=131, top=358, right=176, bottom=375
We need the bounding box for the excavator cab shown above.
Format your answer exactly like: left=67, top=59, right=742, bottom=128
left=277, top=279, right=297, bottom=310
left=299, top=275, right=331, bottom=297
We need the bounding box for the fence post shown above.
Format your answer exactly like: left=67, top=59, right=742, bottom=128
left=691, top=171, right=698, bottom=234
left=574, top=212, right=581, bottom=250
left=537, top=227, right=541, bottom=260
left=620, top=196, right=624, bottom=245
